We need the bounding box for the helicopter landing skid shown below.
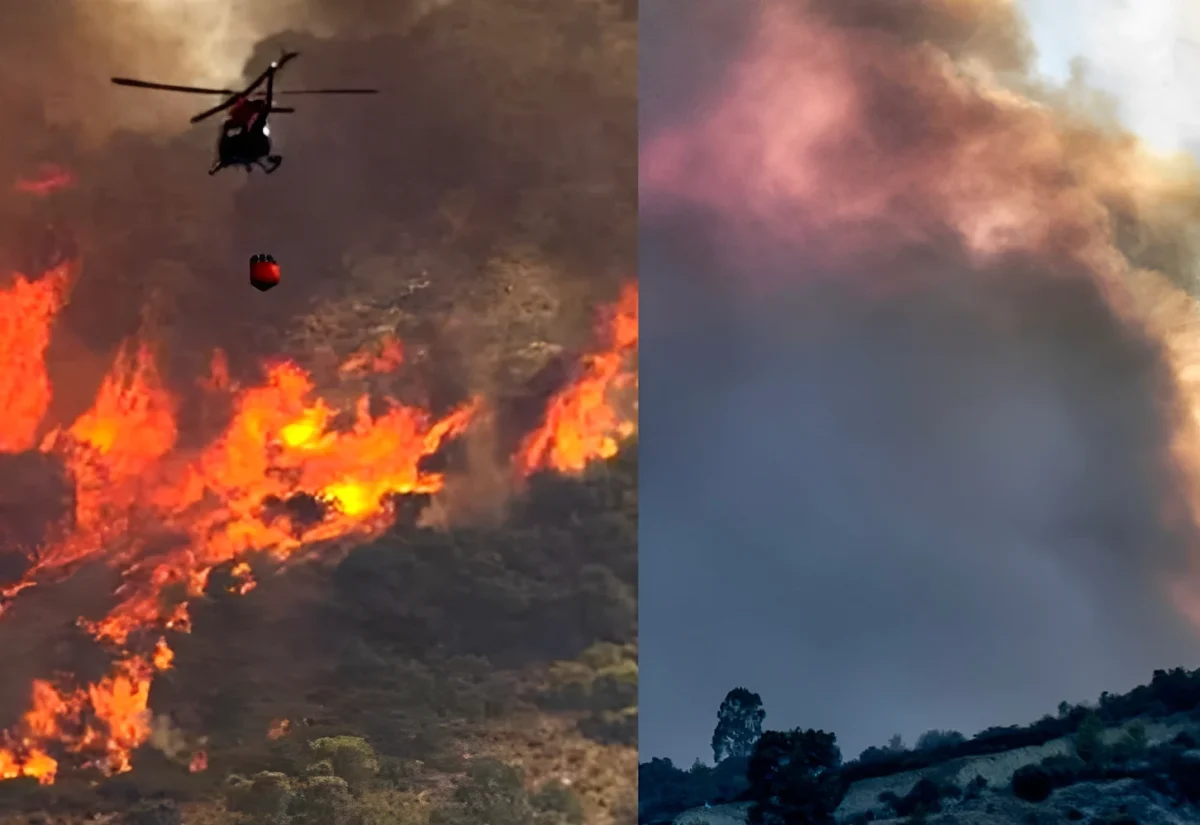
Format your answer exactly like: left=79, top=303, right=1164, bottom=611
left=207, top=156, right=281, bottom=175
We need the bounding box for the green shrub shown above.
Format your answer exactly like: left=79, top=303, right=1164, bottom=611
left=1011, top=765, right=1052, bottom=803
left=294, top=775, right=358, bottom=825
left=888, top=778, right=955, bottom=817
left=431, top=759, right=536, bottom=825
left=377, top=755, right=424, bottom=790
left=226, top=771, right=296, bottom=824
left=530, top=780, right=585, bottom=824
left=1111, top=721, right=1148, bottom=762
left=304, top=759, right=334, bottom=778
left=964, top=774, right=988, bottom=800
left=358, top=789, right=430, bottom=825
left=1074, top=713, right=1105, bottom=764
left=308, top=736, right=380, bottom=791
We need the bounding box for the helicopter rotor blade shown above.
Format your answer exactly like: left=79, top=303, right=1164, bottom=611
left=115, top=52, right=372, bottom=124
left=190, top=96, right=244, bottom=124
left=194, top=51, right=302, bottom=123
left=275, top=51, right=301, bottom=69
left=273, top=89, right=379, bottom=95
left=112, top=77, right=237, bottom=95
left=243, top=50, right=301, bottom=96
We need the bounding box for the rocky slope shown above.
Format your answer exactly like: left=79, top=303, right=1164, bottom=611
left=671, top=719, right=1200, bottom=825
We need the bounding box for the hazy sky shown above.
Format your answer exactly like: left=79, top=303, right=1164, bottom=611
left=1020, top=0, right=1200, bottom=155
left=639, top=0, right=1200, bottom=766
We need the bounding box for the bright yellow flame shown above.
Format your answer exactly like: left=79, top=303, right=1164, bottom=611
left=324, top=482, right=374, bottom=517
left=279, top=407, right=331, bottom=449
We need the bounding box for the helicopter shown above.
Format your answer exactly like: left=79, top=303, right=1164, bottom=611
left=111, top=51, right=378, bottom=175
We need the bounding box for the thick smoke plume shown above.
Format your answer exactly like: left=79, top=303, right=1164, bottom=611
left=1, top=0, right=634, bottom=426
left=640, top=0, right=1200, bottom=761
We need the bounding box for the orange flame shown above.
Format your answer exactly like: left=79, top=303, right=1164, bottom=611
left=14, top=165, right=74, bottom=197
left=518, top=281, right=638, bottom=475
left=266, top=718, right=290, bottom=740
left=0, top=266, right=70, bottom=452
left=0, top=251, right=636, bottom=780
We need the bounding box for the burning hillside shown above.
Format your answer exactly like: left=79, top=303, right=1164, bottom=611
left=0, top=4, right=635, bottom=819
left=0, top=257, right=636, bottom=785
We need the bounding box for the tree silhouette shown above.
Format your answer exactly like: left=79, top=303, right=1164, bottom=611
left=915, top=729, right=965, bottom=751
left=711, top=687, right=766, bottom=763
left=1074, top=712, right=1105, bottom=764
left=747, top=728, right=844, bottom=825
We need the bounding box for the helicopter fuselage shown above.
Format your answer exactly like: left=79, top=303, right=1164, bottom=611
left=217, top=120, right=272, bottom=166
left=111, top=50, right=375, bottom=178
left=212, top=99, right=279, bottom=174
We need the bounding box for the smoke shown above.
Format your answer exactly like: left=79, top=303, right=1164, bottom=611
left=640, top=0, right=1200, bottom=761
left=0, top=0, right=449, bottom=138
left=0, top=0, right=634, bottom=431
left=147, top=713, right=205, bottom=768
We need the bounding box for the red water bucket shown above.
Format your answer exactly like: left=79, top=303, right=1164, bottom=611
left=249, top=254, right=280, bottom=291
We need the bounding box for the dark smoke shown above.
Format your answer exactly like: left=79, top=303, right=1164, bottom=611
left=0, top=0, right=634, bottom=429
left=640, top=0, right=1200, bottom=763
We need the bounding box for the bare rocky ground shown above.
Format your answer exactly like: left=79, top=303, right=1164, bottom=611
left=853, top=781, right=1199, bottom=825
